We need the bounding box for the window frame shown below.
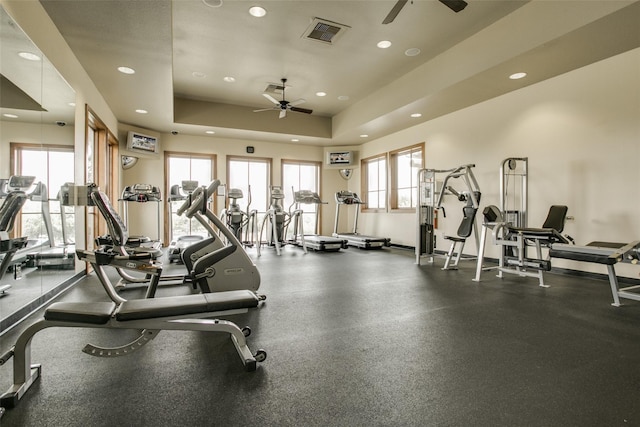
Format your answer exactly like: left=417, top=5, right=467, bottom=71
left=10, top=142, right=75, bottom=240
left=360, top=152, right=388, bottom=213
left=281, top=158, right=323, bottom=234
left=389, top=142, right=425, bottom=212
left=163, top=151, right=217, bottom=244
left=226, top=155, right=272, bottom=213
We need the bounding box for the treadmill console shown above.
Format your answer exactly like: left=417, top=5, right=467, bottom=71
left=335, top=191, right=362, bottom=205
left=295, top=190, right=322, bottom=205
left=7, top=175, right=36, bottom=192
left=122, top=183, right=162, bottom=202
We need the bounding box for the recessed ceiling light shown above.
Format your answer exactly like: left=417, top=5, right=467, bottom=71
left=315, top=92, right=327, bottom=97
left=117, top=66, right=135, bottom=75
left=509, top=72, right=527, bottom=80
left=291, top=138, right=299, bottom=142
left=205, top=130, right=215, bottom=135
left=377, top=40, right=392, bottom=49
left=3, top=113, right=18, bottom=118
left=405, top=48, right=421, bottom=57
left=18, top=52, right=40, bottom=61
left=68, top=102, right=76, bottom=107
left=338, top=95, right=349, bottom=101
left=223, top=76, right=236, bottom=83
left=249, top=6, right=266, bottom=17
left=192, top=71, right=206, bottom=78
left=360, top=134, right=368, bottom=138
left=135, top=109, right=148, bottom=114
left=411, top=113, right=422, bottom=118
left=202, top=0, right=223, bottom=7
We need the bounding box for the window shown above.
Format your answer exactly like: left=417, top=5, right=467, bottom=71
left=164, top=152, right=216, bottom=243
left=361, top=154, right=387, bottom=211
left=10, top=143, right=75, bottom=245
left=86, top=107, right=118, bottom=251
left=282, top=160, right=321, bottom=234
left=226, top=156, right=271, bottom=213
left=390, top=143, right=424, bottom=210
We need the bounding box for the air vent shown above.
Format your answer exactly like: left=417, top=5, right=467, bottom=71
left=302, top=17, right=350, bottom=45
left=264, top=83, right=285, bottom=94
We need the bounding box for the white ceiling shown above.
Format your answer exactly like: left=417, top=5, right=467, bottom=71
left=37, top=0, right=640, bottom=146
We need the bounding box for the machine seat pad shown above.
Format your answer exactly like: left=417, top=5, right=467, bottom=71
left=510, top=227, right=569, bottom=243
left=444, top=235, right=466, bottom=242
left=587, top=241, right=626, bottom=249
left=127, top=245, right=164, bottom=259
left=126, top=235, right=152, bottom=245
left=116, top=290, right=259, bottom=321
left=45, top=302, right=117, bottom=324
left=510, top=227, right=557, bottom=237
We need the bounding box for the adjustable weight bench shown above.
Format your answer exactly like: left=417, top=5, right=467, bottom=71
left=550, top=241, right=640, bottom=306
left=0, top=246, right=267, bottom=409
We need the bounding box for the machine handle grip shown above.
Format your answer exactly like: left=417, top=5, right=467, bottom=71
left=0, top=347, right=15, bottom=365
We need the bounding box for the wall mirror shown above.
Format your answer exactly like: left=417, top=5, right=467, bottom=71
left=0, top=5, right=77, bottom=334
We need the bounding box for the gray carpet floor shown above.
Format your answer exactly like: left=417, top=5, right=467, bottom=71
left=2, top=246, right=640, bottom=426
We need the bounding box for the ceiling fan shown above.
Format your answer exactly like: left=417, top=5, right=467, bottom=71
left=382, top=0, right=468, bottom=24
left=253, top=78, right=313, bottom=119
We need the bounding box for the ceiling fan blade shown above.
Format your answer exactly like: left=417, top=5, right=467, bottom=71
left=439, top=0, right=468, bottom=13
left=290, top=106, right=313, bottom=115
left=253, top=107, right=275, bottom=113
left=288, top=98, right=306, bottom=107
left=382, top=0, right=408, bottom=24
left=279, top=109, right=287, bottom=119
left=262, top=93, right=280, bottom=105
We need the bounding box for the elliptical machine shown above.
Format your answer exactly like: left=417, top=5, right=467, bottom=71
left=183, top=183, right=261, bottom=293
left=258, top=186, right=289, bottom=256
left=220, top=186, right=258, bottom=248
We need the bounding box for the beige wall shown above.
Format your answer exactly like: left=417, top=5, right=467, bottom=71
left=356, top=47, right=640, bottom=278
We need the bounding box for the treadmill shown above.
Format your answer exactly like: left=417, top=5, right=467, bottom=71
left=333, top=191, right=390, bottom=249
left=0, top=176, right=32, bottom=295
left=290, top=190, right=347, bottom=252
left=24, top=182, right=75, bottom=270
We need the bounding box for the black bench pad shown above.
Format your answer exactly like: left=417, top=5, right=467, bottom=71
left=549, top=241, right=627, bottom=265
left=45, top=302, right=117, bottom=324
left=116, top=290, right=259, bottom=321
left=43, top=291, right=259, bottom=324
left=587, top=241, right=626, bottom=249
left=549, top=249, right=616, bottom=265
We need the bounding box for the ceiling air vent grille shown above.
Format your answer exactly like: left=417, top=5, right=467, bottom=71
left=303, top=18, right=350, bottom=45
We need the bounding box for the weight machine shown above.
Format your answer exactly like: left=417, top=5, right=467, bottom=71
left=415, top=164, right=481, bottom=269
left=473, top=157, right=571, bottom=286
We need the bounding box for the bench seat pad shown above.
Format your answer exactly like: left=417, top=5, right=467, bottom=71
left=45, top=302, right=116, bottom=324
left=550, top=241, right=626, bottom=265
left=116, top=290, right=259, bottom=321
